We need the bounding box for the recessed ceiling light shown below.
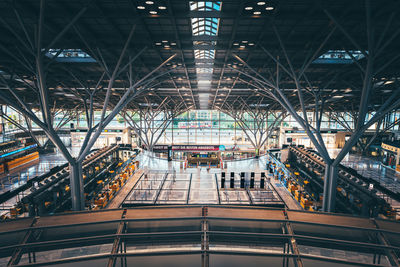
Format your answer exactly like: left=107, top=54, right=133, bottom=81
left=249, top=43, right=255, bottom=46
left=253, top=11, right=261, bottom=15
left=137, top=6, right=145, bottom=9
left=233, top=43, right=239, bottom=45
left=164, top=45, right=170, bottom=48
left=245, top=6, right=253, bottom=10
left=265, top=6, right=274, bottom=10
left=155, top=42, right=162, bottom=45
left=171, top=42, right=177, bottom=45
left=158, top=6, right=167, bottom=10
left=162, top=40, right=168, bottom=43
left=242, top=40, right=248, bottom=43
left=145, top=1, right=154, bottom=4
left=240, top=45, right=245, bottom=48
left=149, top=10, right=157, bottom=14
left=257, top=2, right=266, bottom=5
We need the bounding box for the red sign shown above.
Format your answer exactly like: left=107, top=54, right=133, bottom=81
left=153, top=145, right=220, bottom=151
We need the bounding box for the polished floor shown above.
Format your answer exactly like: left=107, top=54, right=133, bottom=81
left=2, top=147, right=400, bottom=216
left=0, top=147, right=77, bottom=217
left=121, top=151, right=295, bottom=208
left=123, top=169, right=284, bottom=206
left=0, top=146, right=82, bottom=194
left=331, top=149, right=400, bottom=209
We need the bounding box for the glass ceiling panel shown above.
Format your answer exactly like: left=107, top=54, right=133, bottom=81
left=313, top=50, right=366, bottom=64
left=194, top=49, right=215, bottom=59
left=45, top=49, right=96, bottom=63
left=191, top=18, right=219, bottom=36
left=190, top=1, right=222, bottom=11
left=190, top=1, right=222, bottom=109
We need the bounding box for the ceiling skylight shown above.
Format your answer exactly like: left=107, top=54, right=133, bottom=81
left=190, top=1, right=221, bottom=11
left=45, top=49, right=96, bottom=63
left=189, top=2, right=222, bottom=109
left=313, top=50, right=366, bottom=64
left=194, top=49, right=215, bottom=59
left=191, top=18, right=219, bottom=36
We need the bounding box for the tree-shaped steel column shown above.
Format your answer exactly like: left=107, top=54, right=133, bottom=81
left=0, top=0, right=177, bottom=210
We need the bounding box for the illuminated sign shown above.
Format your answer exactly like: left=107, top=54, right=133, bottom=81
left=0, top=144, right=38, bottom=158
left=381, top=143, right=400, bottom=153
left=153, top=145, right=220, bottom=151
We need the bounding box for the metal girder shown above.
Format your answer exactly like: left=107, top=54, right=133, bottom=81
left=221, top=100, right=286, bottom=154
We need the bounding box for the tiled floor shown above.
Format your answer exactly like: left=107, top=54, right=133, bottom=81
left=0, top=147, right=77, bottom=217
left=4, top=147, right=400, bottom=215
left=0, top=147, right=81, bottom=194
left=124, top=153, right=285, bottom=207
left=342, top=153, right=400, bottom=194
left=329, top=149, right=400, bottom=209
left=0, top=152, right=67, bottom=194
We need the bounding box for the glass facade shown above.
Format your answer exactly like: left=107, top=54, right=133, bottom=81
left=2, top=107, right=400, bottom=148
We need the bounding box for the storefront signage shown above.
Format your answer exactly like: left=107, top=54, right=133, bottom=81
left=153, top=145, right=220, bottom=151
left=382, top=143, right=400, bottom=153
left=285, top=130, right=337, bottom=134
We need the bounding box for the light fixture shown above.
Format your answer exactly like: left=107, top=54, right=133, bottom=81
left=145, top=1, right=154, bottom=4
left=164, top=45, right=170, bottom=48
left=249, top=43, right=255, bottom=46
left=233, top=43, right=239, bottom=46
left=265, top=6, right=274, bottom=10
left=257, top=2, right=266, bottom=5
left=158, top=6, right=167, bottom=10
left=162, top=40, right=168, bottom=43
left=155, top=42, right=162, bottom=45
left=240, top=45, right=245, bottom=48
left=242, top=40, right=248, bottom=43
left=245, top=6, right=253, bottom=10
left=137, top=6, right=145, bottom=9
left=149, top=10, right=157, bottom=14
left=171, top=42, right=177, bottom=45
left=253, top=11, right=261, bottom=15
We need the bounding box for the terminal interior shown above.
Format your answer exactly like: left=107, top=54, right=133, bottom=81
left=0, top=1, right=400, bottom=266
